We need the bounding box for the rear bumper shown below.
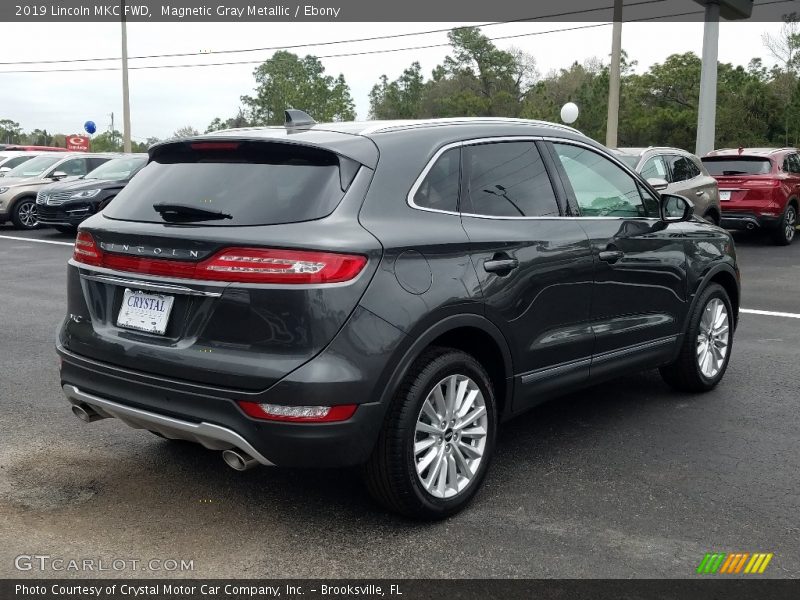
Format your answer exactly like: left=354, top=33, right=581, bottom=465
left=56, top=304, right=406, bottom=468
left=720, top=212, right=781, bottom=230
left=63, top=384, right=276, bottom=466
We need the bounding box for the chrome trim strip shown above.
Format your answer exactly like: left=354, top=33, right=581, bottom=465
left=591, top=335, right=678, bottom=365
left=520, top=357, right=591, bottom=385
left=80, top=272, right=223, bottom=297
left=62, top=384, right=275, bottom=466
left=361, top=117, right=583, bottom=136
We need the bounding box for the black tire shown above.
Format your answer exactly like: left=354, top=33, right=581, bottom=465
left=363, top=347, right=497, bottom=520
left=660, top=283, right=733, bottom=393
left=54, top=225, right=77, bottom=234
left=771, top=203, right=797, bottom=246
left=10, top=197, right=39, bottom=230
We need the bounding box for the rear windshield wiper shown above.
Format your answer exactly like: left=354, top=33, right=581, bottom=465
left=152, top=202, right=232, bottom=221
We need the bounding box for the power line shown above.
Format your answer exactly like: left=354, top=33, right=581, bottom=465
left=0, top=0, right=792, bottom=75
left=0, top=0, right=669, bottom=66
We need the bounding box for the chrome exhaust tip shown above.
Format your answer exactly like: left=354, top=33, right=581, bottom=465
left=71, top=403, right=106, bottom=423
left=222, top=449, right=259, bottom=471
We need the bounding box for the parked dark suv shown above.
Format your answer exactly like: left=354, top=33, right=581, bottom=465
left=37, top=154, right=148, bottom=233
left=58, top=114, right=740, bottom=519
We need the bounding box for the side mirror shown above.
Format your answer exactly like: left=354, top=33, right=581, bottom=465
left=647, top=177, right=669, bottom=191
left=51, top=170, right=68, bottom=180
left=660, top=193, right=694, bottom=223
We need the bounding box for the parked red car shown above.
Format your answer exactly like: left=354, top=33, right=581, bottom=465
left=3, top=145, right=68, bottom=152
left=701, top=148, right=799, bottom=245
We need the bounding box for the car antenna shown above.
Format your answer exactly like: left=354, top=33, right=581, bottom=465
left=284, top=109, right=316, bottom=130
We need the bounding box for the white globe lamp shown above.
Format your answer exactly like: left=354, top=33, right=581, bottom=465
left=560, top=102, right=579, bottom=124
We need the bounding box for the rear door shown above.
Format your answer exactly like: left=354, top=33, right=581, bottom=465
left=546, top=140, right=688, bottom=380
left=61, top=139, right=381, bottom=391
left=458, top=139, right=595, bottom=409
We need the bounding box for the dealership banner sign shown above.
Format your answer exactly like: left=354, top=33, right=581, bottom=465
left=0, top=0, right=795, bottom=22
left=65, top=135, right=90, bottom=152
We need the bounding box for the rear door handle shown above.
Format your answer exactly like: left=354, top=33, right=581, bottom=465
left=695, top=190, right=704, bottom=196
left=484, top=258, right=519, bottom=273
left=598, top=250, right=624, bottom=264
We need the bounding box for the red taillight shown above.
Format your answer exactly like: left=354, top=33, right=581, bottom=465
left=238, top=401, right=358, bottom=423
left=71, top=232, right=367, bottom=284
left=743, top=179, right=781, bottom=187
left=73, top=231, right=102, bottom=265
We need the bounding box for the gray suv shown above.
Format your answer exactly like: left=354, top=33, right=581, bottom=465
left=614, top=147, right=721, bottom=225
left=58, top=114, right=740, bottom=519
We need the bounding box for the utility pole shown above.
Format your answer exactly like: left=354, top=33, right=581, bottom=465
left=696, top=1, right=720, bottom=157
left=605, top=0, right=623, bottom=149
left=120, top=0, right=132, bottom=152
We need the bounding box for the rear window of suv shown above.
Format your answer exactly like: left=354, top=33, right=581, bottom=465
left=103, top=141, right=353, bottom=226
left=702, top=157, right=772, bottom=176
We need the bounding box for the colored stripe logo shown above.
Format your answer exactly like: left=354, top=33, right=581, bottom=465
left=697, top=552, right=773, bottom=574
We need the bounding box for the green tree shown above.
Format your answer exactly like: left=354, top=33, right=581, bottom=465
left=368, top=62, right=425, bottom=119
left=90, top=130, right=123, bottom=152
left=0, top=119, right=23, bottom=144
left=205, top=108, right=252, bottom=133
left=172, top=125, right=199, bottom=138
left=241, top=51, right=355, bottom=125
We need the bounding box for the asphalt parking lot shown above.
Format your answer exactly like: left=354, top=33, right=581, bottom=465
left=0, top=224, right=798, bottom=579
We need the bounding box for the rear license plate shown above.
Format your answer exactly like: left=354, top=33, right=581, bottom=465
left=720, top=190, right=731, bottom=201
left=117, top=289, right=175, bottom=335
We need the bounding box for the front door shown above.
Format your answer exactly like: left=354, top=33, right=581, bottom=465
left=546, top=141, right=689, bottom=381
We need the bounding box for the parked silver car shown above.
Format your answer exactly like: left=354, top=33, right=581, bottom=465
left=0, top=153, right=115, bottom=229
left=613, top=147, right=721, bottom=225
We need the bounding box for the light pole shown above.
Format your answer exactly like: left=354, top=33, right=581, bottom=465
left=120, top=0, right=132, bottom=152
left=606, top=0, right=623, bottom=148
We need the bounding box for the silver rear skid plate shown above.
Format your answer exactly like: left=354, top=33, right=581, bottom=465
left=62, top=384, right=274, bottom=466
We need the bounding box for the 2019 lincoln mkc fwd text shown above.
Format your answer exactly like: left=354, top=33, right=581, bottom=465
left=58, top=113, right=740, bottom=519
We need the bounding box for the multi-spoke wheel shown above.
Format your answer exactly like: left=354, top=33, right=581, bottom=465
left=772, top=204, right=796, bottom=246
left=363, top=348, right=496, bottom=519
left=660, top=283, right=734, bottom=392
left=695, top=298, right=730, bottom=379
left=414, top=374, right=488, bottom=499
left=11, top=197, right=39, bottom=230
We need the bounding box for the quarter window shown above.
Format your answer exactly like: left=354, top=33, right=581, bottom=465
left=412, top=147, right=460, bottom=213
left=640, top=155, right=668, bottom=180
left=553, top=143, right=659, bottom=218
left=462, top=142, right=559, bottom=217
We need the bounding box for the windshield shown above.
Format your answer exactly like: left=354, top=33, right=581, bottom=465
left=702, top=157, right=772, bottom=176
left=104, top=142, right=349, bottom=226
left=85, top=156, right=147, bottom=181
left=6, top=155, right=61, bottom=178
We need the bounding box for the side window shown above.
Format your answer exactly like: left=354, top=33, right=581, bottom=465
left=412, top=147, right=460, bottom=213
left=640, top=155, right=668, bottom=180
left=788, top=154, right=800, bottom=174
left=52, top=158, right=87, bottom=176
left=462, top=141, right=559, bottom=217
left=552, top=142, right=659, bottom=218
left=88, top=157, right=110, bottom=171
left=668, top=155, right=695, bottom=182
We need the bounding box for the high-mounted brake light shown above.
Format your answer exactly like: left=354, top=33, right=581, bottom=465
left=238, top=401, right=358, bottom=423
left=189, top=142, right=240, bottom=151
left=71, top=232, right=367, bottom=284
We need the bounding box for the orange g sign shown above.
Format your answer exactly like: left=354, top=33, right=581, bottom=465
left=66, top=135, right=90, bottom=152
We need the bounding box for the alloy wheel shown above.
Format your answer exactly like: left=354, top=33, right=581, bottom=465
left=785, top=206, right=796, bottom=243
left=414, top=374, right=488, bottom=499
left=17, top=200, right=38, bottom=229
left=696, top=298, right=730, bottom=379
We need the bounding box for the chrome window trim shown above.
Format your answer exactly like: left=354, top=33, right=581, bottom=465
left=406, top=134, right=664, bottom=222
